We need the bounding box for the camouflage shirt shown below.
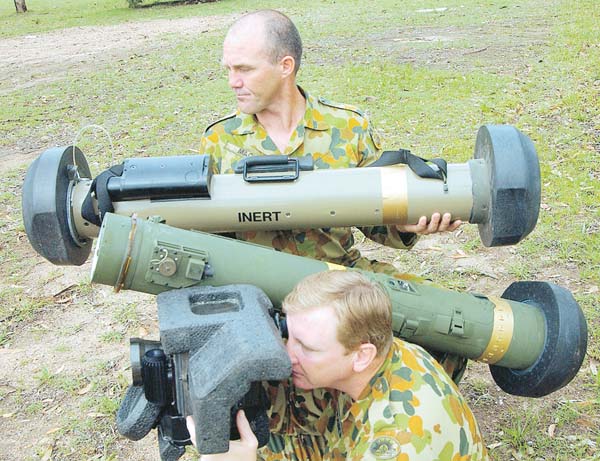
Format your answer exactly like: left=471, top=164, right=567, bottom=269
left=260, top=338, right=488, bottom=461
left=199, top=88, right=417, bottom=270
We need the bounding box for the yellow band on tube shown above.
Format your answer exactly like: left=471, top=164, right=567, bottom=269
left=380, top=166, right=408, bottom=224
left=477, top=296, right=515, bottom=364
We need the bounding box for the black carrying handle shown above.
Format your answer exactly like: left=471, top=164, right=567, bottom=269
left=244, top=155, right=289, bottom=168
left=244, top=157, right=299, bottom=182
left=234, top=155, right=314, bottom=183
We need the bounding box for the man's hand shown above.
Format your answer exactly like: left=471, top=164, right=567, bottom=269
left=186, top=410, right=259, bottom=461
left=395, top=212, right=462, bottom=235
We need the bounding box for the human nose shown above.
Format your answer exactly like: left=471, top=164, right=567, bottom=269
left=286, top=338, right=299, bottom=365
left=228, top=69, right=242, bottom=89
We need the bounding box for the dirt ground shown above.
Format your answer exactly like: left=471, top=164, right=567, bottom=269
left=0, top=11, right=596, bottom=461
left=0, top=15, right=238, bottom=461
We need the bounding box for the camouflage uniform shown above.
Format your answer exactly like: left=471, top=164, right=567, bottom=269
left=201, top=88, right=466, bottom=378
left=199, top=88, right=417, bottom=271
left=260, top=338, right=488, bottom=461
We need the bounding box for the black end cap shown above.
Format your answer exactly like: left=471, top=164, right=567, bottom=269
left=22, top=146, right=92, bottom=265
left=490, top=281, right=587, bottom=397
left=475, top=125, right=541, bottom=247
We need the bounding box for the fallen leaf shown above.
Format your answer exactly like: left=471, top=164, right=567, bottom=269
left=487, top=441, right=503, bottom=449
left=426, top=246, right=443, bottom=251
left=52, top=284, right=76, bottom=298
left=575, top=417, right=598, bottom=429
left=2, top=412, right=15, bottom=418
left=77, top=382, right=93, bottom=395
left=416, top=7, right=448, bottom=13
left=548, top=423, right=556, bottom=437
left=55, top=296, right=74, bottom=305
left=451, top=249, right=468, bottom=259
left=40, top=445, right=53, bottom=461
left=46, top=427, right=62, bottom=435
left=45, top=405, right=61, bottom=414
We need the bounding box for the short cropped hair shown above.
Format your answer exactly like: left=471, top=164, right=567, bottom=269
left=232, top=10, right=302, bottom=74
left=283, top=271, right=393, bottom=357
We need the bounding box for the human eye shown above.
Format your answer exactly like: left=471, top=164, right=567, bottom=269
left=300, top=342, right=318, bottom=353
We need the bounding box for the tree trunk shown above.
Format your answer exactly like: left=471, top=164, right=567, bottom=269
left=14, top=0, right=28, bottom=13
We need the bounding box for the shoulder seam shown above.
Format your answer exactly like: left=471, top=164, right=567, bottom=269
left=318, top=97, right=366, bottom=118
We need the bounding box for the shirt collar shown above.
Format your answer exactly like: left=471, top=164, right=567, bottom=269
left=302, top=88, right=330, bottom=131
left=356, top=341, right=395, bottom=402
left=230, top=110, right=258, bottom=135
left=229, top=86, right=330, bottom=135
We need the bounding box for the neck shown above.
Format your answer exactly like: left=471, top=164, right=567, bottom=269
left=256, top=85, right=305, bottom=150
left=340, top=355, right=386, bottom=401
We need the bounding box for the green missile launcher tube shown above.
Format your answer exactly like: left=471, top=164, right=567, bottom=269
left=91, top=213, right=587, bottom=397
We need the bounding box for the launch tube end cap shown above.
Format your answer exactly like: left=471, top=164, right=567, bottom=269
left=490, top=281, right=587, bottom=397
left=475, top=125, right=540, bottom=247
left=22, top=146, right=92, bottom=265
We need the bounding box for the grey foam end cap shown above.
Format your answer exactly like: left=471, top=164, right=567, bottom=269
left=156, top=284, right=291, bottom=454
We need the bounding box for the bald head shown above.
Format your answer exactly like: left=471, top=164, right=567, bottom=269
left=226, top=10, right=302, bottom=74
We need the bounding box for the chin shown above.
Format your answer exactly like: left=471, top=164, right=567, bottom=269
left=237, top=101, right=260, bottom=115
left=292, top=375, right=313, bottom=390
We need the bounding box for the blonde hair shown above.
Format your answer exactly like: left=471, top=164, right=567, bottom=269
left=283, top=271, right=393, bottom=357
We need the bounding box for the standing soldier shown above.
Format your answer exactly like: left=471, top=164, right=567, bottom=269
left=199, top=9, right=461, bottom=273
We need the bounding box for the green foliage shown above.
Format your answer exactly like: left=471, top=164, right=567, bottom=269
left=99, top=330, right=124, bottom=343
left=500, top=406, right=545, bottom=453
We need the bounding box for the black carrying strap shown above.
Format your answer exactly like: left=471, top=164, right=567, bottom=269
left=369, top=149, right=448, bottom=183
left=81, top=163, right=124, bottom=226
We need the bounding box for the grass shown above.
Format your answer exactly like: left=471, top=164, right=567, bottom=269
left=491, top=399, right=600, bottom=460
left=0, top=0, right=304, bottom=39
left=0, top=0, right=598, bottom=459
left=100, top=331, right=125, bottom=343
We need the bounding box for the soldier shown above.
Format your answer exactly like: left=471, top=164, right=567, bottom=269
left=199, top=9, right=461, bottom=273
left=188, top=271, right=489, bottom=461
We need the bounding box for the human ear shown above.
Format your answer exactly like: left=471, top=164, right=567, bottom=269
left=352, top=343, right=378, bottom=373
left=280, top=55, right=296, bottom=78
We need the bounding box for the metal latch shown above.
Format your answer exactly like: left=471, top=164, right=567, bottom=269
left=449, top=308, right=465, bottom=337
left=399, top=319, right=419, bottom=338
